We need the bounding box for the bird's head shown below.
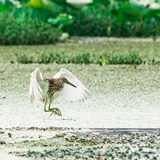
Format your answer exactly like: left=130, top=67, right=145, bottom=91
left=62, top=78, right=77, bottom=88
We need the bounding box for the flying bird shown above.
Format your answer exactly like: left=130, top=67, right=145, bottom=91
left=29, top=68, right=90, bottom=116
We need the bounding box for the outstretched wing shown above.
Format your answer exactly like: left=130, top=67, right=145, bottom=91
left=53, top=68, right=90, bottom=102
left=29, top=68, right=44, bottom=103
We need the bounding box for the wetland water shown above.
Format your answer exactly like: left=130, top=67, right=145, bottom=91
left=0, top=63, right=160, bottom=128
left=1, top=62, right=160, bottom=159
left=1, top=40, right=160, bottom=159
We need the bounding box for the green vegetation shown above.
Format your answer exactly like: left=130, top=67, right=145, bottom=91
left=0, top=39, right=160, bottom=65
left=64, top=5, right=159, bottom=38
left=0, top=8, right=61, bottom=45
left=14, top=51, right=143, bottom=65
left=1, top=0, right=160, bottom=44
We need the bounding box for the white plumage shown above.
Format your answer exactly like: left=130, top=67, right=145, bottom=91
left=29, top=67, right=90, bottom=115
left=29, top=68, right=43, bottom=103
left=53, top=68, right=90, bottom=102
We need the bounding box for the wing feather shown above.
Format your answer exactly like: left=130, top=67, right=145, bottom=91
left=29, top=68, right=44, bottom=103
left=53, top=68, right=90, bottom=102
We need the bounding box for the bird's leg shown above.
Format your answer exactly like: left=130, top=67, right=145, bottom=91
left=48, top=103, right=62, bottom=116
left=44, top=97, right=48, bottom=112
left=48, top=96, right=62, bottom=116
left=43, top=97, right=62, bottom=116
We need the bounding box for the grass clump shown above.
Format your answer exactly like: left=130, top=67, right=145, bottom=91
left=39, top=52, right=68, bottom=64
left=14, top=53, right=35, bottom=64
left=14, top=51, right=143, bottom=65
left=15, top=52, right=92, bottom=64
left=70, top=53, right=91, bottom=64
left=104, top=52, right=143, bottom=65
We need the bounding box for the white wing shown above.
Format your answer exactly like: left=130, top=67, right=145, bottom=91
left=53, top=68, right=90, bottom=102
left=29, top=68, right=44, bottom=103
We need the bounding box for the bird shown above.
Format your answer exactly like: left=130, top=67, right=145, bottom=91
left=29, top=68, right=90, bottom=116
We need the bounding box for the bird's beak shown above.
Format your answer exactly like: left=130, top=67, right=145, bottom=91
left=67, top=81, right=77, bottom=88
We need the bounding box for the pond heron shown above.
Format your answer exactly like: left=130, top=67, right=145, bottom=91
left=29, top=68, right=90, bottom=116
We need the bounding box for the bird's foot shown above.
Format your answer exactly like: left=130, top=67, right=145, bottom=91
left=44, top=108, right=62, bottom=116
left=50, top=108, right=62, bottom=116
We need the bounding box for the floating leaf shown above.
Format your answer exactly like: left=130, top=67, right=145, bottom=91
left=26, top=0, right=48, bottom=9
